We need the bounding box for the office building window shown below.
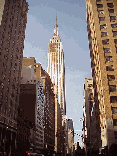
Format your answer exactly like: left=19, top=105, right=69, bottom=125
left=113, top=31, right=117, bottom=36
left=105, top=56, right=112, bottom=62
left=107, top=3, right=114, bottom=8
left=110, top=16, right=116, bottom=21
left=9, top=71, right=11, bottom=76
left=107, top=75, right=115, bottom=81
left=104, top=48, right=110, bottom=53
left=7, top=87, right=9, bottom=92
left=8, top=79, right=10, bottom=84
left=101, top=32, right=108, bottom=37
left=1, top=82, right=4, bottom=89
left=111, top=23, right=117, bottom=28
left=97, top=4, right=103, bottom=8
left=0, top=92, right=3, bottom=99
left=114, top=39, right=117, bottom=44
left=109, top=85, right=116, bottom=92
left=110, top=96, right=117, bottom=103
left=109, top=9, right=114, bottom=13
left=113, top=119, right=117, bottom=126
left=102, top=39, right=109, bottom=45
left=99, top=17, right=105, bottom=21
left=106, top=65, right=114, bottom=71
left=112, top=107, right=117, bottom=114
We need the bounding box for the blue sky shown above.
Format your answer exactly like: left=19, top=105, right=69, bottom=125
left=24, top=0, right=92, bottom=146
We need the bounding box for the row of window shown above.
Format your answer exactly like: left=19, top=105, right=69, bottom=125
left=101, top=31, right=117, bottom=37
left=1, top=77, right=19, bottom=87
left=0, top=90, right=18, bottom=101
left=98, top=8, right=114, bottom=15
left=96, top=1, right=117, bottom=125
left=102, top=39, right=117, bottom=45
left=99, top=16, right=116, bottom=22
left=97, top=3, right=114, bottom=9
left=0, top=105, right=17, bottom=119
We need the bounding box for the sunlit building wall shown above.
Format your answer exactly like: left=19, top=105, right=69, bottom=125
left=86, top=0, right=117, bottom=149
left=47, top=17, right=66, bottom=154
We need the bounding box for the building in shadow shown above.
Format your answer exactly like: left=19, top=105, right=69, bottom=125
left=0, top=0, right=28, bottom=155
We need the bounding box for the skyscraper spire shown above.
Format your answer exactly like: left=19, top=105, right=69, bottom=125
left=56, top=15, right=57, bottom=26
left=54, top=15, right=58, bottom=36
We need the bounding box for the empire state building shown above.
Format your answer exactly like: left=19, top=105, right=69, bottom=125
left=47, top=17, right=66, bottom=153
left=47, top=17, right=66, bottom=117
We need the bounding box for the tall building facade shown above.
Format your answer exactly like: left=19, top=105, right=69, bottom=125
left=21, top=57, right=55, bottom=155
left=47, top=17, right=66, bottom=154
left=0, top=0, right=28, bottom=155
left=67, top=119, right=74, bottom=156
left=41, top=70, right=55, bottom=155
left=82, top=78, right=94, bottom=152
left=86, top=0, right=117, bottom=149
left=20, top=65, right=44, bottom=153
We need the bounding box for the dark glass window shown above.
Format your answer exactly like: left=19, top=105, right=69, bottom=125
left=105, top=56, right=112, bottom=62
left=111, top=23, right=117, bottom=28
left=99, top=17, right=105, bottom=21
left=107, top=3, right=114, bottom=8
left=98, top=10, right=104, bottom=14
left=110, top=96, right=117, bottom=103
left=101, top=32, right=108, bottom=37
left=110, top=16, right=116, bottom=21
left=114, top=131, right=117, bottom=139
left=113, top=31, right=117, bottom=36
left=116, top=47, right=117, bottom=53
left=109, top=85, right=116, bottom=92
left=107, top=75, right=115, bottom=81
left=104, top=48, right=110, bottom=53
left=109, top=9, right=114, bottom=13
left=100, top=24, right=107, bottom=29
left=96, top=0, right=102, bottom=1
left=106, top=65, right=114, bottom=71
left=112, top=107, right=117, bottom=114
left=97, top=4, right=103, bottom=8
left=113, top=119, right=117, bottom=126
left=114, top=39, right=117, bottom=44
left=102, top=39, right=109, bottom=45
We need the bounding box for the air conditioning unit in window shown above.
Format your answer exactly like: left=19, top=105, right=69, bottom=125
left=100, top=11, right=104, bottom=14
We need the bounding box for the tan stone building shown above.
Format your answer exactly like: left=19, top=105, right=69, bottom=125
left=86, top=0, right=117, bottom=149
left=0, top=0, right=28, bottom=155
left=47, top=16, right=66, bottom=155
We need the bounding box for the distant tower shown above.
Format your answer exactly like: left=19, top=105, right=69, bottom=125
left=47, top=16, right=66, bottom=116
left=47, top=16, right=66, bottom=153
